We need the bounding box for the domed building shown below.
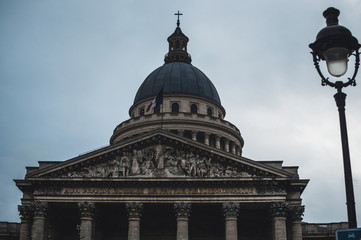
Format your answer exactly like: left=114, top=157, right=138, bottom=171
left=15, top=16, right=309, bottom=240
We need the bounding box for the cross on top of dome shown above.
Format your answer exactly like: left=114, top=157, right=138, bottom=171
left=175, top=11, right=183, bottom=27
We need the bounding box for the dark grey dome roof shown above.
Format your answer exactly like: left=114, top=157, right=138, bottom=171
left=134, top=62, right=221, bottom=105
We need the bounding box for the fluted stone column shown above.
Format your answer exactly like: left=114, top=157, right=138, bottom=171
left=79, top=202, right=95, bottom=240
left=18, top=204, right=33, bottom=240
left=271, top=202, right=288, bottom=240
left=126, top=202, right=143, bottom=240
left=204, top=132, right=210, bottom=145
left=289, top=205, right=304, bottom=240
left=215, top=135, right=221, bottom=149
left=31, top=202, right=47, bottom=240
left=174, top=202, right=191, bottom=240
left=223, top=202, right=240, bottom=240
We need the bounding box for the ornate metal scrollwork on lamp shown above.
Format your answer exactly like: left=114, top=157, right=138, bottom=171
left=309, top=7, right=360, bottom=89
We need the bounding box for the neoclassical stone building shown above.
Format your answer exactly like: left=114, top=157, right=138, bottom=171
left=15, top=17, right=309, bottom=240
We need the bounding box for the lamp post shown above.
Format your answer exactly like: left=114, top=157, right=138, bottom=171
left=309, top=7, right=360, bottom=229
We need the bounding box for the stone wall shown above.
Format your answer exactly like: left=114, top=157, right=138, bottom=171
left=0, top=222, right=20, bottom=240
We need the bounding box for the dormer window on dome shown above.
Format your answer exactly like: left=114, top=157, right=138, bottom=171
left=164, top=11, right=192, bottom=64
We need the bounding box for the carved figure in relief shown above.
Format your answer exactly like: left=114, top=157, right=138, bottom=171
left=119, top=155, right=130, bottom=177
left=59, top=144, right=258, bottom=178
left=155, top=144, right=164, bottom=169
left=131, top=149, right=140, bottom=175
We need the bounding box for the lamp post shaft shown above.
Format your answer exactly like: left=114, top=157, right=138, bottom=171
left=334, top=90, right=357, bottom=228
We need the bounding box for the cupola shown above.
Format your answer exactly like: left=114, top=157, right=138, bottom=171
left=164, top=11, right=192, bottom=63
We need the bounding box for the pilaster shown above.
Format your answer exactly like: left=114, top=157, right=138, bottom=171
left=18, top=204, right=33, bottom=240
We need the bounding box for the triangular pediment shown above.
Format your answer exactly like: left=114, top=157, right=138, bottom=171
left=26, top=129, right=294, bottom=179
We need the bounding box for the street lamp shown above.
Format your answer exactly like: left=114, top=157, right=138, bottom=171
left=309, top=7, right=360, bottom=229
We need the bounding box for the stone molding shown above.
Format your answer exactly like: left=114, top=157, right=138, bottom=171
left=174, top=202, right=191, bottom=219
left=271, top=202, right=289, bottom=218
left=125, top=202, right=143, bottom=220
left=78, top=202, right=95, bottom=218
left=223, top=202, right=240, bottom=219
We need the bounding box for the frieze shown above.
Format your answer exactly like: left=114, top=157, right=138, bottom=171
left=57, top=145, right=259, bottom=178
left=61, top=187, right=256, bottom=195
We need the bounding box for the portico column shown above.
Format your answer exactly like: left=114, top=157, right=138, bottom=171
left=215, top=135, right=221, bottom=149
left=223, top=202, right=240, bottom=240
left=174, top=202, right=191, bottom=240
left=78, top=202, right=95, bottom=240
left=271, top=202, right=288, bottom=240
left=289, top=205, right=304, bottom=240
left=126, top=202, right=143, bottom=240
left=18, top=204, right=33, bottom=240
left=31, top=202, right=47, bottom=240
left=204, top=132, right=210, bottom=145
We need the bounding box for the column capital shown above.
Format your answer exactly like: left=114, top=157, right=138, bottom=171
left=289, top=205, right=305, bottom=221
left=223, top=202, right=240, bottom=219
left=18, top=204, right=34, bottom=221
left=126, top=202, right=143, bottom=220
left=174, top=202, right=191, bottom=219
left=78, top=202, right=95, bottom=218
left=271, top=202, right=289, bottom=218
left=33, top=201, right=47, bottom=218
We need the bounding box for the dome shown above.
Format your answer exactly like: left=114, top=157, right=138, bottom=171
left=133, top=62, right=221, bottom=105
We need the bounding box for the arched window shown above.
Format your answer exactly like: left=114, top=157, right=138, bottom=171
left=172, top=103, right=179, bottom=113
left=207, top=107, right=213, bottom=117
left=191, top=104, right=198, bottom=114
left=140, top=108, right=145, bottom=116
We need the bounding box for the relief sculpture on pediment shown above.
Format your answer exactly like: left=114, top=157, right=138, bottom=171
left=62, top=145, right=253, bottom=178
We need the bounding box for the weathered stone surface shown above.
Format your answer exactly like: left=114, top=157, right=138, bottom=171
left=57, top=144, right=257, bottom=178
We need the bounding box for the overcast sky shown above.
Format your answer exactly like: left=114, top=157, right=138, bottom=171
left=1, top=0, right=360, bottom=225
